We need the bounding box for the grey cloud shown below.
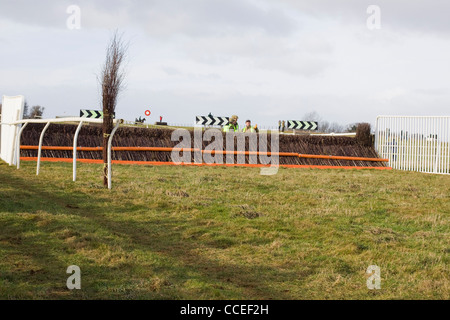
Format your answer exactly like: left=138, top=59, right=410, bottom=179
left=258, top=57, right=332, bottom=78
left=180, top=33, right=334, bottom=76
left=415, top=87, right=450, bottom=96
left=281, top=0, right=450, bottom=36
left=183, top=0, right=296, bottom=36
left=0, top=0, right=296, bottom=36
left=2, top=0, right=450, bottom=36
left=128, top=0, right=297, bottom=37
left=0, top=0, right=69, bottom=28
left=162, top=66, right=182, bottom=76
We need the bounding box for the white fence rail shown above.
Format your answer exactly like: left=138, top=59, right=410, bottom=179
left=375, top=116, right=450, bottom=174
left=0, top=117, right=123, bottom=189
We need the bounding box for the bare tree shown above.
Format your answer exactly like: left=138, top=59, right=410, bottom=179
left=303, top=111, right=322, bottom=122
left=29, top=105, right=45, bottom=118
left=99, top=31, right=127, bottom=187
left=303, top=111, right=346, bottom=133
left=328, top=122, right=344, bottom=133
left=319, top=121, right=330, bottom=133
left=346, top=123, right=359, bottom=133
left=303, top=111, right=331, bottom=132
left=23, top=100, right=30, bottom=119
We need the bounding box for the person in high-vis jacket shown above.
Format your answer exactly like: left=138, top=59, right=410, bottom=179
left=242, top=120, right=259, bottom=133
left=223, top=115, right=239, bottom=132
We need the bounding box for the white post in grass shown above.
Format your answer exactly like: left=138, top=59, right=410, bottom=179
left=16, top=122, right=28, bottom=169
left=73, top=121, right=84, bottom=181
left=9, top=110, right=21, bottom=165
left=107, top=120, right=122, bottom=189
left=37, top=122, right=51, bottom=175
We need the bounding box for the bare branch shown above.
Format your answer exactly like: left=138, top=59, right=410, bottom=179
left=100, top=31, right=127, bottom=116
left=100, top=30, right=128, bottom=186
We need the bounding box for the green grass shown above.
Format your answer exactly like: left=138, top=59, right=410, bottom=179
left=0, top=160, right=449, bottom=299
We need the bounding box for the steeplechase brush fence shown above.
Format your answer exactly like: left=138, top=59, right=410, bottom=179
left=19, top=123, right=388, bottom=169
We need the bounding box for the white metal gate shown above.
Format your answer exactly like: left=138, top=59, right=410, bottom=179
left=375, top=116, right=450, bottom=174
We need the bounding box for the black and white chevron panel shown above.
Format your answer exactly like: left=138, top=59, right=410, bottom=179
left=287, top=120, right=318, bottom=130
left=196, top=116, right=229, bottom=126
left=80, top=109, right=115, bottom=119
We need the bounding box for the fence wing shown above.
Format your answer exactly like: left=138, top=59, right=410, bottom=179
left=375, top=116, right=450, bottom=174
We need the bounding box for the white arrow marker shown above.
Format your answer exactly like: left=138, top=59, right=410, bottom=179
left=304, top=122, right=311, bottom=130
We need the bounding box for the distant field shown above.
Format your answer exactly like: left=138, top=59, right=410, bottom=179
left=0, top=161, right=448, bottom=299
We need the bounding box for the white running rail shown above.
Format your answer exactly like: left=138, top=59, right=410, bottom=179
left=0, top=117, right=123, bottom=188
left=375, top=116, right=450, bottom=174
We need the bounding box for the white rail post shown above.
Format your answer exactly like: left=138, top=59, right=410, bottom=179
left=9, top=110, right=21, bottom=165
left=36, top=122, right=51, bottom=175
left=374, top=116, right=379, bottom=154
left=16, top=122, right=28, bottom=169
left=73, top=121, right=84, bottom=181
left=107, top=120, right=123, bottom=189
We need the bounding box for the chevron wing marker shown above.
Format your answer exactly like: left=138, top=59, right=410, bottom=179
left=287, top=120, right=319, bottom=130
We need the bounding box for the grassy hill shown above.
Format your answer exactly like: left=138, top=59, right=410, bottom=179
left=0, top=160, right=448, bottom=299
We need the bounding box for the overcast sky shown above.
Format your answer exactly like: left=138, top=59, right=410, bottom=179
left=1, top=0, right=449, bottom=127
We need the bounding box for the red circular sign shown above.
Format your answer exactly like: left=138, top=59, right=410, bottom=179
left=145, top=110, right=151, bottom=116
